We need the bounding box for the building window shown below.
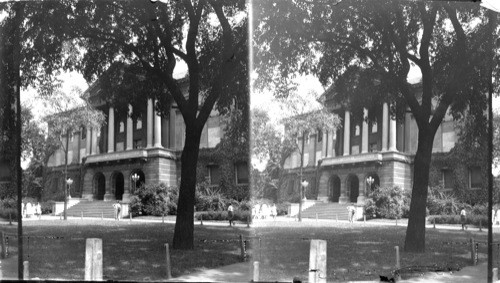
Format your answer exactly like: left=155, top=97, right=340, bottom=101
left=235, top=162, right=249, bottom=185
left=369, top=143, right=378, bottom=152
left=119, top=121, right=125, bottom=133
left=305, top=134, right=310, bottom=145
left=469, top=167, right=482, bottom=189
left=317, top=130, right=323, bottom=143
left=442, top=169, right=453, bottom=189
left=81, top=127, right=86, bottom=140
left=207, top=165, right=220, bottom=186
left=371, top=122, right=378, bottom=133
left=355, top=125, right=360, bottom=136
left=133, top=139, right=143, bottom=149
left=69, top=132, right=74, bottom=142
left=136, top=117, right=142, bottom=129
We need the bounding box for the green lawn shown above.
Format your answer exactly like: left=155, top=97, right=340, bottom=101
left=5, top=220, right=249, bottom=281
left=250, top=221, right=494, bottom=282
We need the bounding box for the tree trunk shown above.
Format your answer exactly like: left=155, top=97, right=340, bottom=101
left=404, top=126, right=435, bottom=252
left=172, top=124, right=202, bottom=250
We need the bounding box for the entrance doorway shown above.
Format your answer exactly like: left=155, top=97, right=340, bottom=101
left=94, top=173, right=105, bottom=200
left=329, top=175, right=341, bottom=202
left=347, top=174, right=359, bottom=203
left=113, top=172, right=124, bottom=200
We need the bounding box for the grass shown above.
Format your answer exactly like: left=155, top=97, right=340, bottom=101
left=1, top=219, right=250, bottom=281
left=250, top=221, right=494, bottom=282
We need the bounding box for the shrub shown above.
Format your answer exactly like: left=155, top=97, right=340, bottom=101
left=276, top=202, right=288, bottom=216
left=40, top=201, right=53, bottom=214
left=364, top=186, right=407, bottom=219
left=131, top=183, right=177, bottom=216
left=195, top=185, right=230, bottom=211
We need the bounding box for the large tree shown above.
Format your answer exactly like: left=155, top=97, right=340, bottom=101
left=255, top=0, right=498, bottom=252
left=18, top=0, right=248, bottom=249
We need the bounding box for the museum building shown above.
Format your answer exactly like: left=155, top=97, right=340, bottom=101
left=280, top=82, right=483, bottom=205
left=44, top=79, right=249, bottom=204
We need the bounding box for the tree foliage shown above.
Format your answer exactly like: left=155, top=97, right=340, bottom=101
left=254, top=0, right=498, bottom=252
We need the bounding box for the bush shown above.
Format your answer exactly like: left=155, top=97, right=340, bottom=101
left=131, top=183, right=177, bottom=216
left=195, top=210, right=251, bottom=221
left=364, top=186, right=407, bottom=219
left=195, top=185, right=230, bottom=212
left=276, top=202, right=288, bottom=216
left=40, top=201, right=53, bottom=214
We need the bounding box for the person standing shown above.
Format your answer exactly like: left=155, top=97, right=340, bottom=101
left=228, top=203, right=234, bottom=226
left=113, top=201, right=121, bottom=220
left=36, top=202, right=42, bottom=219
left=347, top=205, right=356, bottom=223
left=460, top=208, right=467, bottom=230
left=270, top=203, right=277, bottom=220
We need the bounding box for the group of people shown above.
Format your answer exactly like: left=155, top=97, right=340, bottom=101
left=492, top=208, right=500, bottom=226
left=113, top=201, right=122, bottom=220
left=251, top=203, right=277, bottom=220
left=21, top=202, right=42, bottom=219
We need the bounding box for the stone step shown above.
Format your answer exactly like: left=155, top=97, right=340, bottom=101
left=301, top=203, right=354, bottom=219
left=65, top=201, right=116, bottom=218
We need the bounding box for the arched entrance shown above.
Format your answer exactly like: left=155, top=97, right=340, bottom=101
left=329, top=175, right=341, bottom=202
left=347, top=174, right=359, bottom=203
left=365, top=173, right=380, bottom=192
left=113, top=172, right=124, bottom=200
left=94, top=173, right=105, bottom=200
left=130, top=170, right=145, bottom=194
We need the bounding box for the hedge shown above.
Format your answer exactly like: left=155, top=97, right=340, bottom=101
left=428, top=215, right=489, bottom=227
left=195, top=210, right=251, bottom=222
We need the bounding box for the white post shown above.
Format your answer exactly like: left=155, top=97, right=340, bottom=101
left=107, top=107, right=114, bottom=153
left=23, top=261, right=29, bottom=280
left=362, top=108, right=369, bottom=153
left=343, top=110, right=350, bottom=156
left=395, top=246, right=400, bottom=269
left=382, top=102, right=389, bottom=151
left=147, top=98, right=153, bottom=148
left=85, top=238, right=103, bottom=281
left=165, top=243, right=172, bottom=279
left=253, top=261, right=260, bottom=282
left=126, top=104, right=133, bottom=150
left=309, top=239, right=327, bottom=283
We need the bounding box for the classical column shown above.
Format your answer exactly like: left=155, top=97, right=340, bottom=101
left=154, top=101, right=162, bottom=148
left=126, top=104, right=133, bottom=150
left=321, top=130, right=328, bottom=158
left=91, top=128, right=97, bottom=155
left=85, top=128, right=91, bottom=156
left=361, top=108, right=369, bottom=153
left=343, top=110, right=350, bottom=156
left=389, top=105, right=397, bottom=151
left=107, top=107, right=115, bottom=153
left=357, top=175, right=366, bottom=204
left=147, top=98, right=153, bottom=148
left=382, top=102, right=389, bottom=151
left=169, top=107, right=176, bottom=148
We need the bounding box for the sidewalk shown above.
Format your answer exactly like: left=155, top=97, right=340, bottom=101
left=166, top=262, right=252, bottom=282
left=0, top=255, right=18, bottom=280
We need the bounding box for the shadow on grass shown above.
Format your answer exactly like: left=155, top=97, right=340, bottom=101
left=14, top=220, right=250, bottom=281
left=251, top=222, right=487, bottom=282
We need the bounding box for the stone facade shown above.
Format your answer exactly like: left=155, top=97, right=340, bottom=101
left=44, top=78, right=249, bottom=203
left=280, top=83, right=471, bottom=205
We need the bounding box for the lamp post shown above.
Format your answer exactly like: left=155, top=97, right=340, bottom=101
left=366, top=176, right=374, bottom=191
left=301, top=179, right=309, bottom=201
left=131, top=173, right=139, bottom=194
left=66, top=178, right=73, bottom=199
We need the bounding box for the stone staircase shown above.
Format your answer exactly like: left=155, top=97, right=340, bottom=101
left=300, top=202, right=353, bottom=220
left=64, top=200, right=116, bottom=218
